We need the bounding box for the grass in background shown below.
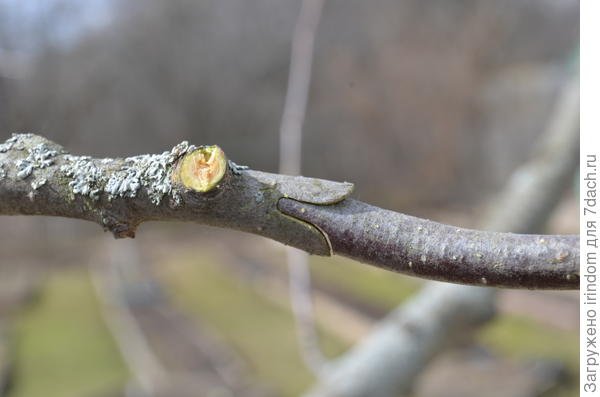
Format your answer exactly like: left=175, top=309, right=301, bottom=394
left=311, top=255, right=578, bottom=382
left=313, top=255, right=579, bottom=396
left=309, top=255, right=422, bottom=310
left=9, top=271, right=128, bottom=397
left=8, top=246, right=575, bottom=397
left=163, top=249, right=579, bottom=396
left=481, top=315, right=578, bottom=370
left=480, top=315, right=579, bottom=397
left=161, top=254, right=348, bottom=397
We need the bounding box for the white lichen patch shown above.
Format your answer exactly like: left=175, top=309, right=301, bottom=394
left=109, top=141, right=195, bottom=204
left=31, top=178, right=47, bottom=190
left=0, top=133, right=35, bottom=153
left=228, top=160, right=249, bottom=175
left=61, top=155, right=104, bottom=199
left=15, top=143, right=58, bottom=180
left=0, top=137, right=16, bottom=153
left=105, top=167, right=142, bottom=199
left=60, top=141, right=195, bottom=205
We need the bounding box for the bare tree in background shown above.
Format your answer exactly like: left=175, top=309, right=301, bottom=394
left=0, top=2, right=580, bottom=396
left=304, top=65, right=579, bottom=397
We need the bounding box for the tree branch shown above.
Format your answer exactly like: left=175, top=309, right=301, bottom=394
left=0, top=133, right=350, bottom=255
left=0, top=133, right=579, bottom=290
left=278, top=198, right=578, bottom=289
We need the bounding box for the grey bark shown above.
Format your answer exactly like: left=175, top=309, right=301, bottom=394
left=279, top=198, right=578, bottom=289
left=0, top=133, right=350, bottom=254
left=0, top=133, right=579, bottom=290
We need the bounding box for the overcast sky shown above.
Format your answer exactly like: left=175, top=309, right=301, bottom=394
left=0, top=0, right=113, bottom=51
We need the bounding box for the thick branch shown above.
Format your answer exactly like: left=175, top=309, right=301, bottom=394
left=0, top=133, right=579, bottom=290
left=279, top=198, right=578, bottom=289
left=0, top=133, right=351, bottom=255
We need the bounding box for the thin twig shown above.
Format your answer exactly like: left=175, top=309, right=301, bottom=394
left=278, top=0, right=327, bottom=376
left=89, top=240, right=167, bottom=395
left=279, top=0, right=325, bottom=176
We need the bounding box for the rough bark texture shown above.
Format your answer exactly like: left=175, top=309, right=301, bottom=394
left=0, top=133, right=579, bottom=290
left=279, top=198, right=578, bottom=289
left=0, top=133, right=352, bottom=255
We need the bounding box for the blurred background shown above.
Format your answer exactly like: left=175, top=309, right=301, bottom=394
left=0, top=1, right=579, bottom=396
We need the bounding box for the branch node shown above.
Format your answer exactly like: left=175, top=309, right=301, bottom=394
left=101, top=212, right=137, bottom=239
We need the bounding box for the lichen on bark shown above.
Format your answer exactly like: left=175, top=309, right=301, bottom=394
left=0, top=133, right=344, bottom=254
left=59, top=140, right=197, bottom=204
left=0, top=133, right=579, bottom=289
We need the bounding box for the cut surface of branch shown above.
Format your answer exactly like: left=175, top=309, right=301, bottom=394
left=0, top=133, right=349, bottom=252
left=173, top=145, right=227, bottom=193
